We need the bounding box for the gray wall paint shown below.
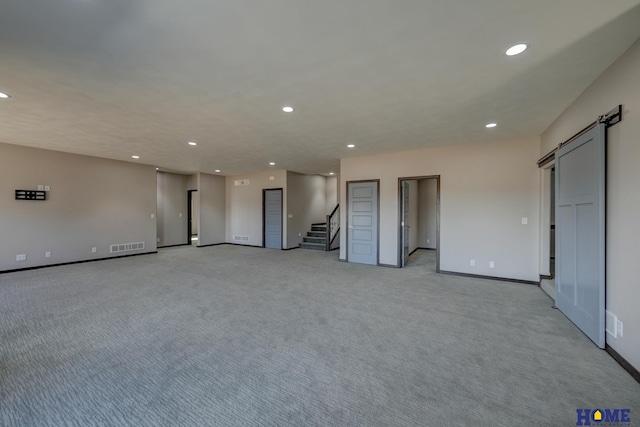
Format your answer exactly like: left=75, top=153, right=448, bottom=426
left=541, top=37, right=640, bottom=371
left=287, top=172, right=327, bottom=248
left=187, top=174, right=198, bottom=190
left=198, top=173, right=226, bottom=246
left=418, top=179, right=438, bottom=249
left=156, top=172, right=188, bottom=247
left=326, top=175, right=338, bottom=214
left=226, top=170, right=288, bottom=247
left=187, top=174, right=199, bottom=236
left=340, top=136, right=540, bottom=281
left=0, top=143, right=157, bottom=271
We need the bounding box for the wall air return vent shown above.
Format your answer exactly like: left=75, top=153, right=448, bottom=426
left=234, top=179, right=250, bottom=186
left=110, top=242, right=145, bottom=254
left=233, top=235, right=250, bottom=242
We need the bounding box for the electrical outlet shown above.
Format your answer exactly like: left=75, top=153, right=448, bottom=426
left=16, top=254, right=27, bottom=261
left=92, top=247, right=97, bottom=253
left=617, top=320, right=623, bottom=338
left=470, top=259, right=476, bottom=267
left=489, top=261, right=495, bottom=269
left=157, top=238, right=161, bottom=243
left=427, top=239, right=430, bottom=244
left=179, top=213, right=182, bottom=218
left=45, top=251, right=51, bottom=258
left=150, top=213, right=155, bottom=219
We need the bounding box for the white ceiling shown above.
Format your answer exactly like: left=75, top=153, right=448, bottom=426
left=1, top=0, right=640, bottom=176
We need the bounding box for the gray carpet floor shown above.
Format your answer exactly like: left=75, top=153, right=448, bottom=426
left=1, top=246, right=638, bottom=426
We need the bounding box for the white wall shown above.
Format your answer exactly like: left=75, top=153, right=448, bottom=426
left=0, top=143, right=157, bottom=271
left=340, top=136, right=540, bottom=280
left=541, top=37, right=640, bottom=371
left=225, top=170, right=288, bottom=247
left=157, top=172, right=188, bottom=247
left=287, top=172, right=327, bottom=249
left=418, top=179, right=438, bottom=249
left=198, top=173, right=226, bottom=246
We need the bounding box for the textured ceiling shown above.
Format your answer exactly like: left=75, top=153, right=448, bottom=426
left=1, top=0, right=640, bottom=176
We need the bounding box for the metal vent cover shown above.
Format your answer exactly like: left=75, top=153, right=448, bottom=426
left=110, top=242, right=145, bottom=254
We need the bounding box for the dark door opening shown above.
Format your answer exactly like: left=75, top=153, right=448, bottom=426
left=187, top=189, right=198, bottom=245
left=398, top=176, right=440, bottom=271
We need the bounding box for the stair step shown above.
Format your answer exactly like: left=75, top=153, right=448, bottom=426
left=311, top=226, right=327, bottom=232
left=303, top=236, right=326, bottom=244
left=307, top=231, right=326, bottom=237
left=299, top=242, right=326, bottom=250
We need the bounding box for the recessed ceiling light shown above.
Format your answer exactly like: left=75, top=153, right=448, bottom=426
left=188, top=141, right=197, bottom=146
left=269, top=162, right=276, bottom=166
left=329, top=172, right=335, bottom=175
left=282, top=106, right=294, bottom=113
left=485, top=123, right=497, bottom=128
left=506, top=43, right=527, bottom=56
left=214, top=169, right=221, bottom=173
left=0, top=92, right=9, bottom=99
left=347, top=144, right=355, bottom=148
left=131, top=155, right=140, bottom=159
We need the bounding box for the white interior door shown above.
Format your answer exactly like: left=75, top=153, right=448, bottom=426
left=555, top=124, right=606, bottom=348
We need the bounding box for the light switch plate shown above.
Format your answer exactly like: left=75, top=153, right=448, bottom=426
left=521, top=217, right=528, bottom=225
left=44, top=185, right=51, bottom=191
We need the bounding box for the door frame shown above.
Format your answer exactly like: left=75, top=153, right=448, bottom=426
left=346, top=179, right=380, bottom=264
left=401, top=180, right=410, bottom=267
left=187, top=189, right=198, bottom=245
left=539, top=163, right=555, bottom=280
left=397, top=175, right=441, bottom=271
left=262, top=188, right=283, bottom=249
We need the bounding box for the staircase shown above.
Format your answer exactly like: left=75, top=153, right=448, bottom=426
left=299, top=223, right=327, bottom=250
